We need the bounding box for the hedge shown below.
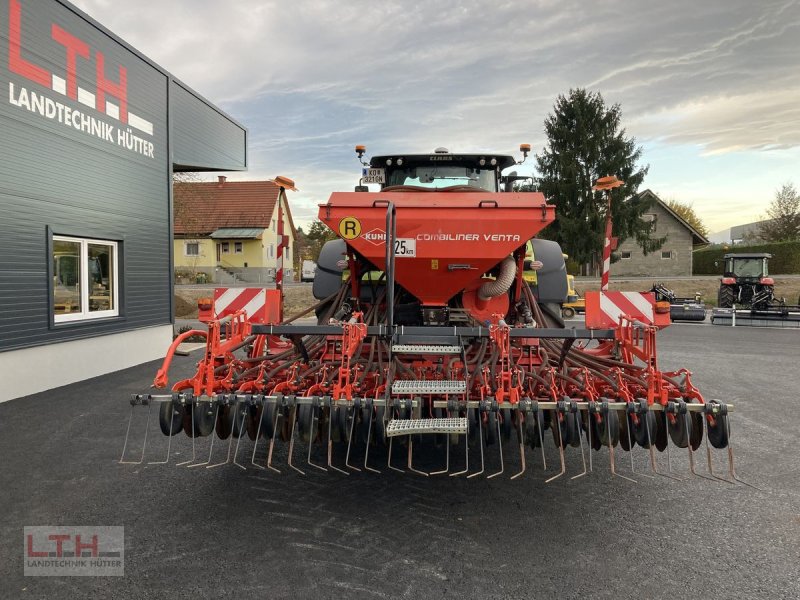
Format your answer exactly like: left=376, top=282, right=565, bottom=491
left=693, top=240, right=800, bottom=275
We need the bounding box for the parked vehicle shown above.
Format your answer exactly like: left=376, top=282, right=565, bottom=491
left=301, top=260, right=317, bottom=282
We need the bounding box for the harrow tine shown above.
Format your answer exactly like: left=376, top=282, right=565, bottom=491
left=176, top=402, right=196, bottom=466
left=429, top=432, right=450, bottom=476
left=387, top=436, right=404, bottom=473
left=644, top=410, right=681, bottom=482
left=187, top=403, right=219, bottom=468
left=345, top=405, right=362, bottom=472
left=684, top=411, right=715, bottom=482
left=466, top=411, right=484, bottom=478
left=287, top=407, right=306, bottom=476
left=362, top=404, right=380, bottom=474
left=607, top=420, right=636, bottom=483
left=307, top=405, right=328, bottom=473
left=208, top=399, right=236, bottom=469
left=725, top=418, right=760, bottom=490
left=449, top=410, right=469, bottom=477
left=248, top=399, right=267, bottom=470
left=267, top=403, right=283, bottom=474
left=407, top=438, right=429, bottom=476
left=487, top=412, right=504, bottom=479
left=119, top=400, right=151, bottom=465
left=537, top=411, right=546, bottom=471
left=226, top=399, right=246, bottom=470
left=327, top=405, right=349, bottom=475
left=510, top=417, right=526, bottom=480
left=571, top=410, right=588, bottom=480
left=703, top=415, right=736, bottom=486
left=587, top=409, right=593, bottom=474
left=545, top=412, right=566, bottom=484
left=148, top=400, right=174, bottom=465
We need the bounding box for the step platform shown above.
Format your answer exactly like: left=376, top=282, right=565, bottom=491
left=385, top=417, right=468, bottom=438
left=391, top=380, right=467, bottom=395
left=391, top=344, right=463, bottom=355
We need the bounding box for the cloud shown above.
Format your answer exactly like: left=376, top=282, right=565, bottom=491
left=70, top=0, right=800, bottom=228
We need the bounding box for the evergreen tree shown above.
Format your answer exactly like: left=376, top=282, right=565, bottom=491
left=535, top=89, right=664, bottom=267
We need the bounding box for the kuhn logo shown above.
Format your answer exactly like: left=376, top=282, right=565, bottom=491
left=362, top=228, right=386, bottom=245
left=6, top=0, right=155, bottom=158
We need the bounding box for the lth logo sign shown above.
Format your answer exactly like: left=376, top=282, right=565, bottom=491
left=8, top=0, right=128, bottom=122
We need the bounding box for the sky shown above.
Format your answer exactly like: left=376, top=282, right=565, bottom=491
left=71, top=0, right=800, bottom=238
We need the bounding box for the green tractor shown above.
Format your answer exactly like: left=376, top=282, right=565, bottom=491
left=717, top=253, right=775, bottom=309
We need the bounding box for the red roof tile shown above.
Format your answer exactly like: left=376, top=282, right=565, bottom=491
left=173, top=179, right=281, bottom=235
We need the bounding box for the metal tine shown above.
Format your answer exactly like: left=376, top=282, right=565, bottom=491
left=510, top=414, right=526, bottom=480
left=725, top=417, right=760, bottom=490
left=466, top=410, right=484, bottom=478
left=703, top=411, right=736, bottom=485
left=407, top=437, right=429, bottom=476
left=287, top=406, right=306, bottom=475
left=587, top=408, right=593, bottom=474
left=208, top=399, right=236, bottom=469
left=267, top=405, right=284, bottom=473
left=307, top=404, right=329, bottom=473
left=187, top=403, right=220, bottom=468
left=606, top=406, right=636, bottom=483
left=227, top=398, right=247, bottom=470
left=328, top=404, right=349, bottom=475
left=571, top=408, right=588, bottom=480
left=449, top=409, right=470, bottom=477
left=684, top=411, right=716, bottom=482
left=119, top=401, right=152, bottom=465
left=627, top=407, right=654, bottom=479
left=176, top=402, right=196, bottom=466
left=644, top=408, right=681, bottom=481
left=487, top=411, right=505, bottom=479
left=248, top=398, right=266, bottom=470
left=362, top=401, right=380, bottom=474
left=429, top=407, right=450, bottom=476
left=537, top=410, right=547, bottom=470
left=545, top=410, right=567, bottom=484
left=345, top=404, right=362, bottom=472
left=148, top=400, right=174, bottom=465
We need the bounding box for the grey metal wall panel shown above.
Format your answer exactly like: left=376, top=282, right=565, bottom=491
left=171, top=81, right=247, bottom=171
left=0, top=0, right=170, bottom=352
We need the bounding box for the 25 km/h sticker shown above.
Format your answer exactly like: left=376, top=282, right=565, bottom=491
left=338, top=217, right=362, bottom=240
left=393, top=238, right=416, bottom=257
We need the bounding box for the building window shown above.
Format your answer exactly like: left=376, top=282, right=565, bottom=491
left=620, top=250, right=632, bottom=259
left=221, top=242, right=230, bottom=254
left=661, top=250, right=674, bottom=259
left=185, top=242, right=199, bottom=256
left=642, top=213, right=657, bottom=223
left=53, top=236, right=119, bottom=322
left=234, top=241, right=243, bottom=254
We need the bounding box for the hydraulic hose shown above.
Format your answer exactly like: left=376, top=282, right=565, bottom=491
left=478, top=256, right=516, bottom=301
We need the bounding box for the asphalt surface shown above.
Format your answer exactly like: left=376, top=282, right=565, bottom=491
left=1, top=323, right=799, bottom=599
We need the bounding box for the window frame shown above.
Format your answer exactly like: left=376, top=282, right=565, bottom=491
left=53, top=235, right=120, bottom=323
left=661, top=250, right=674, bottom=259
left=620, top=250, right=632, bottom=260
left=185, top=241, right=200, bottom=257
left=234, top=241, right=243, bottom=254
left=221, top=241, right=230, bottom=254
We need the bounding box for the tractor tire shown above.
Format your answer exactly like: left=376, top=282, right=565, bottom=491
left=718, top=285, right=735, bottom=308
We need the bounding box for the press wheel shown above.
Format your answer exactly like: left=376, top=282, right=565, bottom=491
left=596, top=409, right=620, bottom=447
left=159, top=401, right=183, bottom=436
left=192, top=401, right=217, bottom=437
left=259, top=403, right=276, bottom=439
left=215, top=403, right=235, bottom=440
left=525, top=408, right=544, bottom=449
left=374, top=405, right=387, bottom=446
left=707, top=413, right=730, bottom=449
left=618, top=409, right=631, bottom=451
left=654, top=411, right=669, bottom=451
left=667, top=410, right=690, bottom=448
left=500, top=408, right=512, bottom=443
left=298, top=403, right=314, bottom=443
left=630, top=410, right=657, bottom=448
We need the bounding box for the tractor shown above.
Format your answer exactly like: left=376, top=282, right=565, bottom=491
left=717, top=253, right=775, bottom=309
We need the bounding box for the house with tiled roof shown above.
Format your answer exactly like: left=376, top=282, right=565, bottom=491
left=173, top=176, right=297, bottom=283
left=612, top=190, right=710, bottom=277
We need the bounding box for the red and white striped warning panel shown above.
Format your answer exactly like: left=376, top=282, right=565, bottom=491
left=585, top=291, right=670, bottom=329
left=212, top=288, right=277, bottom=324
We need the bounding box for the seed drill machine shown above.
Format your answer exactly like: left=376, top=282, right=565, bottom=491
left=122, top=145, right=747, bottom=484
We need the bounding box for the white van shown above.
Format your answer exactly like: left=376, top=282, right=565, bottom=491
left=301, top=260, right=317, bottom=282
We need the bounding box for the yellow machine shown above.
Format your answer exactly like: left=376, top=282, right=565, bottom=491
left=561, top=275, right=584, bottom=318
